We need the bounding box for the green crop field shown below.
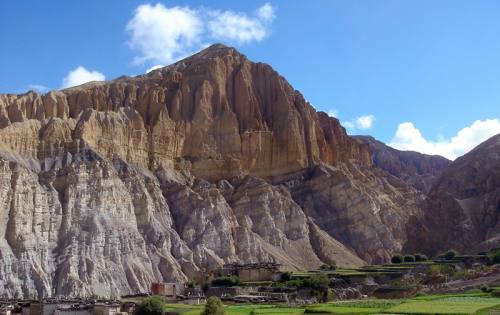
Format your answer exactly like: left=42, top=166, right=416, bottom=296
left=386, top=296, right=500, bottom=314
left=163, top=290, right=500, bottom=314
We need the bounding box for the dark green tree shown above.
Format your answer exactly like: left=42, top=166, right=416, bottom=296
left=136, top=296, right=166, bottom=315
left=414, top=254, right=428, bottom=262
left=202, top=296, right=225, bottom=315
left=280, top=272, right=292, bottom=282
left=391, top=254, right=403, bottom=264
left=444, top=250, right=457, bottom=260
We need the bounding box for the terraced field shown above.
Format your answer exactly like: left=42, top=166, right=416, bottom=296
left=163, top=291, right=500, bottom=314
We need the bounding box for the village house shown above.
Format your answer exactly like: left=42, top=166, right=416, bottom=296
left=150, top=282, right=185, bottom=298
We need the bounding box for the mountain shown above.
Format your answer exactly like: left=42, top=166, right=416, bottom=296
left=355, top=136, right=450, bottom=193
left=0, top=44, right=428, bottom=298
left=405, top=133, right=500, bottom=256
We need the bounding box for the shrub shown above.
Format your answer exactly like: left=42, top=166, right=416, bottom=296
left=303, top=274, right=330, bottom=302
left=136, top=296, right=166, bottom=315
left=480, top=284, right=493, bottom=293
left=202, top=296, right=225, bottom=315
left=211, top=276, right=243, bottom=287
left=280, top=272, right=292, bottom=282
left=187, top=280, right=196, bottom=289
left=404, top=255, right=415, bottom=262
left=319, top=263, right=337, bottom=271
left=302, top=274, right=329, bottom=290
left=391, top=254, right=403, bottom=264
left=414, top=254, right=428, bottom=262
left=488, top=251, right=500, bottom=265
left=444, top=249, right=458, bottom=260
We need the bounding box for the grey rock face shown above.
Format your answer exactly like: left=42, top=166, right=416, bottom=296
left=0, top=44, right=429, bottom=298
left=355, top=136, right=450, bottom=193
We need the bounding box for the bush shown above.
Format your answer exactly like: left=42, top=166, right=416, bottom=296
left=444, top=250, right=458, bottom=260
left=488, top=251, right=500, bottom=265
left=302, top=274, right=330, bottom=291
left=136, top=296, right=166, bottom=315
left=414, top=254, right=428, bottom=262
left=404, top=255, right=415, bottom=262
left=211, top=276, right=243, bottom=287
left=280, top=272, right=292, bottom=282
left=187, top=280, right=196, bottom=289
left=319, top=263, right=337, bottom=271
left=202, top=296, right=225, bottom=315
left=303, top=274, right=330, bottom=302
left=480, top=284, right=493, bottom=293
left=391, top=254, right=404, bottom=264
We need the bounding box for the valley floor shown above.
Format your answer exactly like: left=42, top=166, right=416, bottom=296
left=164, top=289, right=500, bottom=314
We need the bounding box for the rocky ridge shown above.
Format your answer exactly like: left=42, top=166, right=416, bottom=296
left=355, top=136, right=450, bottom=193
left=405, top=134, right=500, bottom=256
left=0, top=44, right=428, bottom=298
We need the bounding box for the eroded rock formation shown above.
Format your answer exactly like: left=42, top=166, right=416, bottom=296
left=405, top=134, right=500, bottom=256
left=355, top=136, right=450, bottom=193
left=0, top=44, right=429, bottom=298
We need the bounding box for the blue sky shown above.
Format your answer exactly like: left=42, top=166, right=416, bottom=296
left=1, top=1, right=500, bottom=159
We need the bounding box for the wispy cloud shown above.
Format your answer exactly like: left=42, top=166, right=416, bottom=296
left=61, top=66, right=105, bottom=88
left=327, top=109, right=338, bottom=118
left=126, top=2, right=276, bottom=66
left=343, top=115, right=376, bottom=131
left=389, top=118, right=500, bottom=159
left=28, top=84, right=50, bottom=93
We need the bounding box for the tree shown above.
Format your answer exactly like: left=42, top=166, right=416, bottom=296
left=136, top=296, right=166, bottom=315
left=303, top=274, right=330, bottom=301
left=414, top=254, right=428, bottom=262
left=202, top=296, right=225, bottom=315
left=444, top=250, right=457, bottom=260
left=280, top=272, right=292, bottom=282
left=391, top=254, right=403, bottom=264
left=404, top=255, right=415, bottom=262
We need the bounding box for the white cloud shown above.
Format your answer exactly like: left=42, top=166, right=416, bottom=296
left=257, top=3, right=276, bottom=22
left=61, top=66, right=105, bottom=88
left=28, top=84, right=50, bottom=93
left=126, top=3, right=203, bottom=65
left=208, top=4, right=275, bottom=44
left=146, top=64, right=165, bottom=73
left=389, top=119, right=500, bottom=160
left=327, top=109, right=338, bottom=118
left=356, top=115, right=375, bottom=129
left=343, top=115, right=375, bottom=130
left=126, top=3, right=276, bottom=66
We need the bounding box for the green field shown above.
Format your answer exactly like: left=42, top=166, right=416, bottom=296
left=163, top=291, right=500, bottom=315
left=386, top=297, right=500, bottom=314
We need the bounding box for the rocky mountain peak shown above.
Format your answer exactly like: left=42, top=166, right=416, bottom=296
left=0, top=45, right=458, bottom=299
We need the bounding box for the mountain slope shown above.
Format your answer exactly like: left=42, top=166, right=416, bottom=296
left=0, top=44, right=425, bottom=298
left=405, top=133, right=500, bottom=255
left=355, top=136, right=450, bottom=193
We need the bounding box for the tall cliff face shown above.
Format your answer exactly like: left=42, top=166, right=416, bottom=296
left=0, top=44, right=426, bottom=298
left=0, top=44, right=371, bottom=181
left=405, top=134, right=500, bottom=255
left=355, top=136, right=450, bottom=193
